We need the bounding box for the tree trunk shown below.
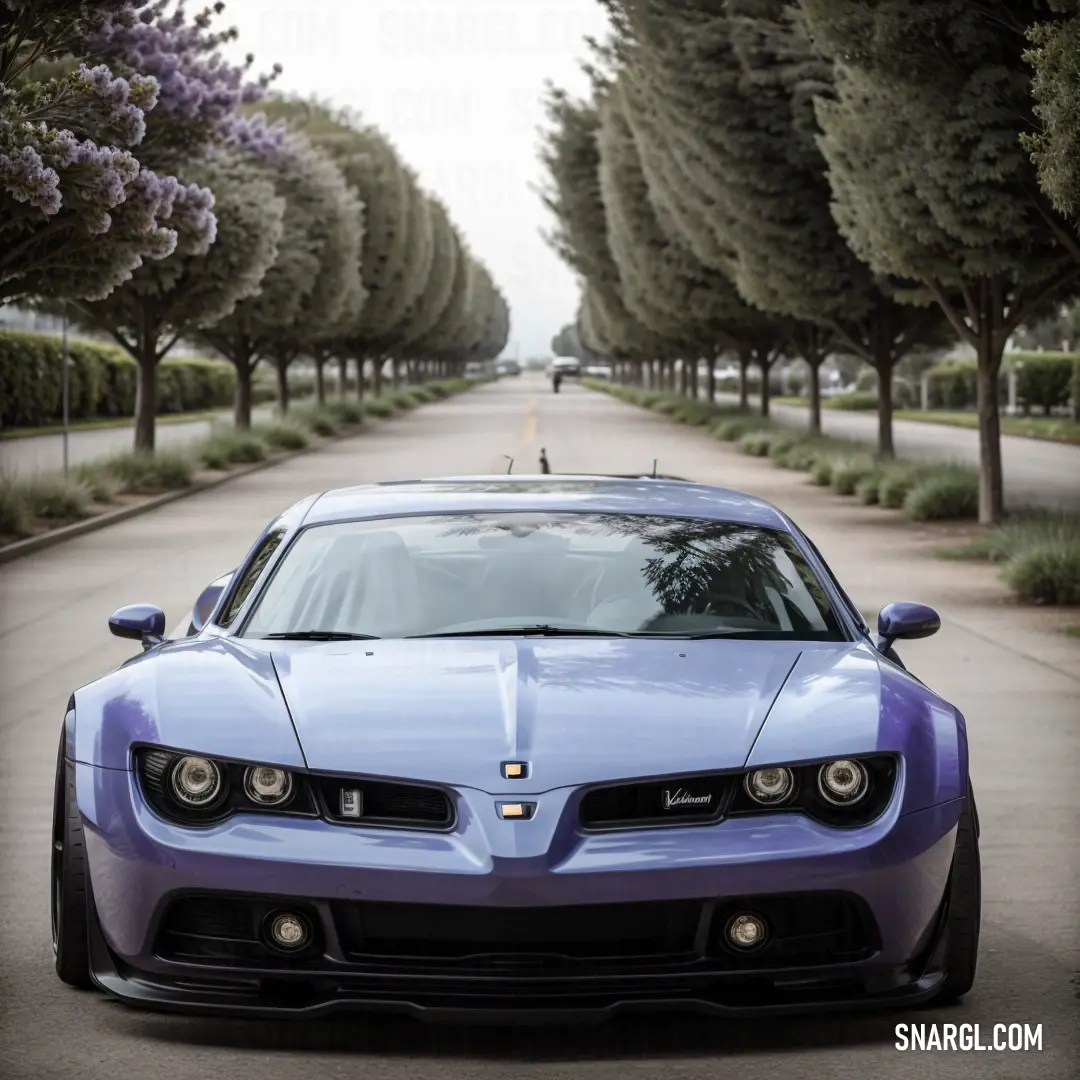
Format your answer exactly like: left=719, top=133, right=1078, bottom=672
left=758, top=351, right=772, bottom=419
left=274, top=356, right=290, bottom=415
left=133, top=353, right=157, bottom=452
left=314, top=354, right=326, bottom=405
left=689, top=357, right=699, bottom=399
left=372, top=357, right=383, bottom=397
left=391, top=358, right=400, bottom=389
left=737, top=346, right=751, bottom=410
left=975, top=330, right=1005, bottom=525
left=874, top=361, right=895, bottom=458
left=706, top=356, right=716, bottom=402
left=807, top=359, right=822, bottom=435
left=337, top=356, right=347, bottom=398
left=234, top=359, right=254, bottom=429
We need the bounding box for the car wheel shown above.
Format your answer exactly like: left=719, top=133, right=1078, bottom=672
left=51, top=736, right=94, bottom=989
left=935, top=782, right=981, bottom=1003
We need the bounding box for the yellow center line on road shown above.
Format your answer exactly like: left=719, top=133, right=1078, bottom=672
left=522, top=396, right=537, bottom=444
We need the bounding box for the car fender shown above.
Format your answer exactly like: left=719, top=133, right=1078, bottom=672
left=746, top=644, right=968, bottom=816
left=71, top=637, right=306, bottom=771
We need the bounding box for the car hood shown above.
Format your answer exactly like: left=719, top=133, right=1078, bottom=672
left=268, top=638, right=870, bottom=790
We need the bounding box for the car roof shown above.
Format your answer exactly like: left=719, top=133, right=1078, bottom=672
left=301, top=475, right=792, bottom=531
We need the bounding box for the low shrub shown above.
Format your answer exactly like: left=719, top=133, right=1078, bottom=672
left=941, top=509, right=1080, bottom=562
left=902, top=468, right=978, bottom=521
left=0, top=476, right=31, bottom=536
left=198, top=430, right=268, bottom=469
left=104, top=450, right=195, bottom=493
left=21, top=474, right=93, bottom=520
left=738, top=430, right=774, bottom=457
left=811, top=457, right=835, bottom=485
left=877, top=462, right=930, bottom=509
left=712, top=416, right=764, bottom=441
left=830, top=457, right=878, bottom=495
left=256, top=421, right=310, bottom=451
left=72, top=463, right=122, bottom=503
left=1001, top=540, right=1080, bottom=604
left=766, top=434, right=799, bottom=462
left=855, top=472, right=882, bottom=505
left=324, top=400, right=365, bottom=425
left=299, top=409, right=340, bottom=437
left=362, top=397, right=397, bottom=418
left=672, top=401, right=720, bottom=425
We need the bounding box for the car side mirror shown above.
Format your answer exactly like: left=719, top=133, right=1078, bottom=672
left=191, top=571, right=234, bottom=633
left=876, top=601, right=940, bottom=654
left=109, top=604, right=167, bottom=650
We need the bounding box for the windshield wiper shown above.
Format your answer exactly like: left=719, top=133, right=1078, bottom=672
left=408, top=625, right=634, bottom=638
left=261, top=631, right=380, bottom=641
left=679, top=629, right=801, bottom=639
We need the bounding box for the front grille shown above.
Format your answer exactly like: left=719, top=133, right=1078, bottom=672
left=333, top=899, right=704, bottom=971
left=579, top=772, right=734, bottom=829
left=154, top=895, right=322, bottom=966
left=313, top=776, right=454, bottom=829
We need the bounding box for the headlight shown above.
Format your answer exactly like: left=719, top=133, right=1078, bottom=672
left=817, top=759, right=868, bottom=806
left=169, top=756, right=225, bottom=807
left=244, top=765, right=293, bottom=806
left=744, top=767, right=794, bottom=805
left=136, top=747, right=315, bottom=825
left=730, top=755, right=896, bottom=827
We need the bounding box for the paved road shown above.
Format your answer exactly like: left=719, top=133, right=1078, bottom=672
left=710, top=393, right=1080, bottom=512
left=0, top=405, right=281, bottom=476
left=1, top=374, right=1077, bottom=1080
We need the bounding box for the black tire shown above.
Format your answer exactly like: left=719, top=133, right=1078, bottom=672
left=52, top=736, right=94, bottom=989
left=935, top=782, right=981, bottom=1003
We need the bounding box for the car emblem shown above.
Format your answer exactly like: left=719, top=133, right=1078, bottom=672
left=340, top=788, right=363, bottom=817
left=501, top=761, right=529, bottom=779
left=497, top=802, right=536, bottom=820
left=662, top=787, right=712, bottom=810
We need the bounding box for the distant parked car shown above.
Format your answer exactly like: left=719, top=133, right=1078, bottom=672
left=550, top=357, right=581, bottom=377
left=495, top=359, right=522, bottom=376
left=584, top=364, right=613, bottom=379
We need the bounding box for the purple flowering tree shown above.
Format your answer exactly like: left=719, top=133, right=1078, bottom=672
left=70, top=0, right=287, bottom=450
left=0, top=1, right=203, bottom=302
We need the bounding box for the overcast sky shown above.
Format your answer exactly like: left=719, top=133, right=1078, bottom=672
left=221, top=0, right=610, bottom=359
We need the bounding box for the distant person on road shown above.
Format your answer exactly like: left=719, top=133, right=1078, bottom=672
left=552, top=370, right=562, bottom=393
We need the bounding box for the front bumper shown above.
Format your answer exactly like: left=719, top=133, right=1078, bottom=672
left=77, top=762, right=963, bottom=1021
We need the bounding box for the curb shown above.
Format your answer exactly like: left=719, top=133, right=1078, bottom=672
left=0, top=429, right=348, bottom=566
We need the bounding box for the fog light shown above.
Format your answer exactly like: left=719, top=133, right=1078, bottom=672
left=744, top=766, right=794, bottom=805
left=265, top=911, right=311, bottom=951
left=726, top=912, right=767, bottom=949
left=818, top=759, right=868, bottom=805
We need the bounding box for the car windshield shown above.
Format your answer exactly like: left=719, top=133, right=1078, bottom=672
left=240, top=512, right=846, bottom=641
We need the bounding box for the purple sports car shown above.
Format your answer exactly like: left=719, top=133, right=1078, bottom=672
left=52, top=474, right=981, bottom=1022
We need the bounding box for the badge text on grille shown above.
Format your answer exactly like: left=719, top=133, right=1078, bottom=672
left=340, top=788, right=363, bottom=817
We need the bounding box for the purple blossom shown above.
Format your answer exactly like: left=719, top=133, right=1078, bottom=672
left=73, top=63, right=159, bottom=145
left=85, top=1, right=281, bottom=145
left=0, top=134, right=61, bottom=213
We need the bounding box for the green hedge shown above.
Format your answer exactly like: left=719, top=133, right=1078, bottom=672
left=925, top=353, right=1080, bottom=412
left=1010, top=351, right=1078, bottom=414
left=925, top=360, right=1007, bottom=410
left=0, top=329, right=236, bottom=429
